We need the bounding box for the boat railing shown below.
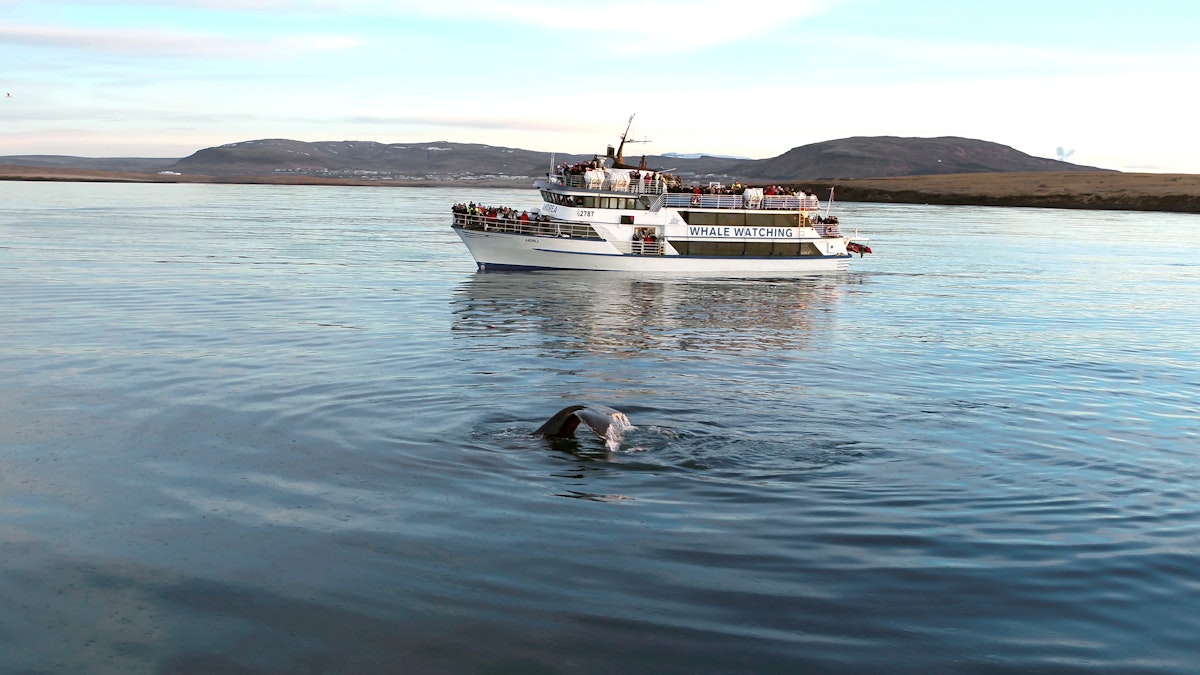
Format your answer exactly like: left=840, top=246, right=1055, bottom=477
left=549, top=173, right=830, bottom=213
left=661, top=193, right=824, bottom=211
left=663, top=193, right=741, bottom=209
left=552, top=173, right=667, bottom=195
left=613, top=240, right=664, bottom=256
left=769, top=195, right=822, bottom=210
left=453, top=212, right=601, bottom=240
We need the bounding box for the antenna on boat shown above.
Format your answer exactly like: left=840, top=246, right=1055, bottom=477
left=826, top=187, right=835, bottom=219
left=613, top=114, right=635, bottom=167
left=611, top=114, right=652, bottom=169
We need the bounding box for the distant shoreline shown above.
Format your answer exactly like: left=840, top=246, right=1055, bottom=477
left=825, top=172, right=1200, bottom=214
left=4, top=165, right=1199, bottom=214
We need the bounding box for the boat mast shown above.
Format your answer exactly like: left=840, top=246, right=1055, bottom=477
left=614, top=114, right=635, bottom=167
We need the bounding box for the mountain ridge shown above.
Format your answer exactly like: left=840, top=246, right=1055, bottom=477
left=0, top=135, right=1108, bottom=182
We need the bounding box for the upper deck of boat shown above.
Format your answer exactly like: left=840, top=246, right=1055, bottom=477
left=541, top=173, right=824, bottom=212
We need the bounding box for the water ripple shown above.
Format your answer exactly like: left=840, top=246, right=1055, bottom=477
left=2, top=183, right=1199, bottom=670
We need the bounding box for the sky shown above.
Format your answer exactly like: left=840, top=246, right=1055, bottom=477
left=2, top=0, right=1198, bottom=172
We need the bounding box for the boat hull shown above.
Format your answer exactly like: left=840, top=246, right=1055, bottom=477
left=454, top=227, right=851, bottom=275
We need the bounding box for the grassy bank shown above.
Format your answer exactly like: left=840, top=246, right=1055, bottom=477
left=826, top=172, right=1200, bottom=213
left=5, top=165, right=1200, bottom=214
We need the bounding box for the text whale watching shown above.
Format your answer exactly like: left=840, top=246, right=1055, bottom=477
left=450, top=117, right=871, bottom=274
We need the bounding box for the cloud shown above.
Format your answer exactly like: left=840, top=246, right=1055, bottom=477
left=342, top=114, right=597, bottom=135
left=831, top=33, right=1200, bottom=75
left=44, top=0, right=831, bottom=50
left=408, top=0, right=832, bottom=49
left=0, top=23, right=360, bottom=58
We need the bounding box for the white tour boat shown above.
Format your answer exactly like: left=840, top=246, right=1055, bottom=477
left=451, top=121, right=871, bottom=274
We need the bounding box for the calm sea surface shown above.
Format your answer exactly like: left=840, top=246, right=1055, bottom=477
left=2, top=181, right=1199, bottom=673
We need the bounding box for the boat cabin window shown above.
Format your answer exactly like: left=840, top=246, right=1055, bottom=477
left=670, top=241, right=823, bottom=257
left=680, top=211, right=800, bottom=228
left=541, top=192, right=594, bottom=208
left=541, top=190, right=644, bottom=210
left=599, top=196, right=641, bottom=209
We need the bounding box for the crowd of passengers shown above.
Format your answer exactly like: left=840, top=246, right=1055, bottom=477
left=452, top=203, right=550, bottom=225
left=558, top=159, right=668, bottom=190
left=669, top=181, right=823, bottom=198
left=556, top=163, right=820, bottom=198
left=554, top=158, right=832, bottom=206
left=556, top=158, right=605, bottom=175
left=454, top=200, right=838, bottom=226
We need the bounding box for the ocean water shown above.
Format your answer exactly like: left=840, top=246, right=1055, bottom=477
left=2, top=181, right=1198, bottom=673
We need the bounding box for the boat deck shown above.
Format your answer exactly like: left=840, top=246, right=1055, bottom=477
left=452, top=213, right=603, bottom=240
left=547, top=174, right=824, bottom=211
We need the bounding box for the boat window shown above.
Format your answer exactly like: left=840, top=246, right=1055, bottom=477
left=580, top=196, right=596, bottom=208
left=775, top=213, right=800, bottom=227
left=744, top=242, right=773, bottom=256
left=746, top=213, right=799, bottom=228
left=669, top=239, right=826, bottom=258
left=716, top=213, right=745, bottom=227
left=773, top=241, right=800, bottom=257
left=686, top=211, right=717, bottom=226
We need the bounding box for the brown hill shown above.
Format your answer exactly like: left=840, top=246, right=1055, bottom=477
left=169, top=138, right=746, bottom=181
left=5, top=136, right=1100, bottom=182
left=166, top=136, right=1101, bottom=182
left=0, top=154, right=175, bottom=173
left=742, top=136, right=1105, bottom=180
left=172, top=139, right=558, bottom=177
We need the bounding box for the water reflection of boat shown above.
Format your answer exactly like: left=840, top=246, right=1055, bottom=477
left=450, top=117, right=871, bottom=275
left=450, top=272, right=852, bottom=356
